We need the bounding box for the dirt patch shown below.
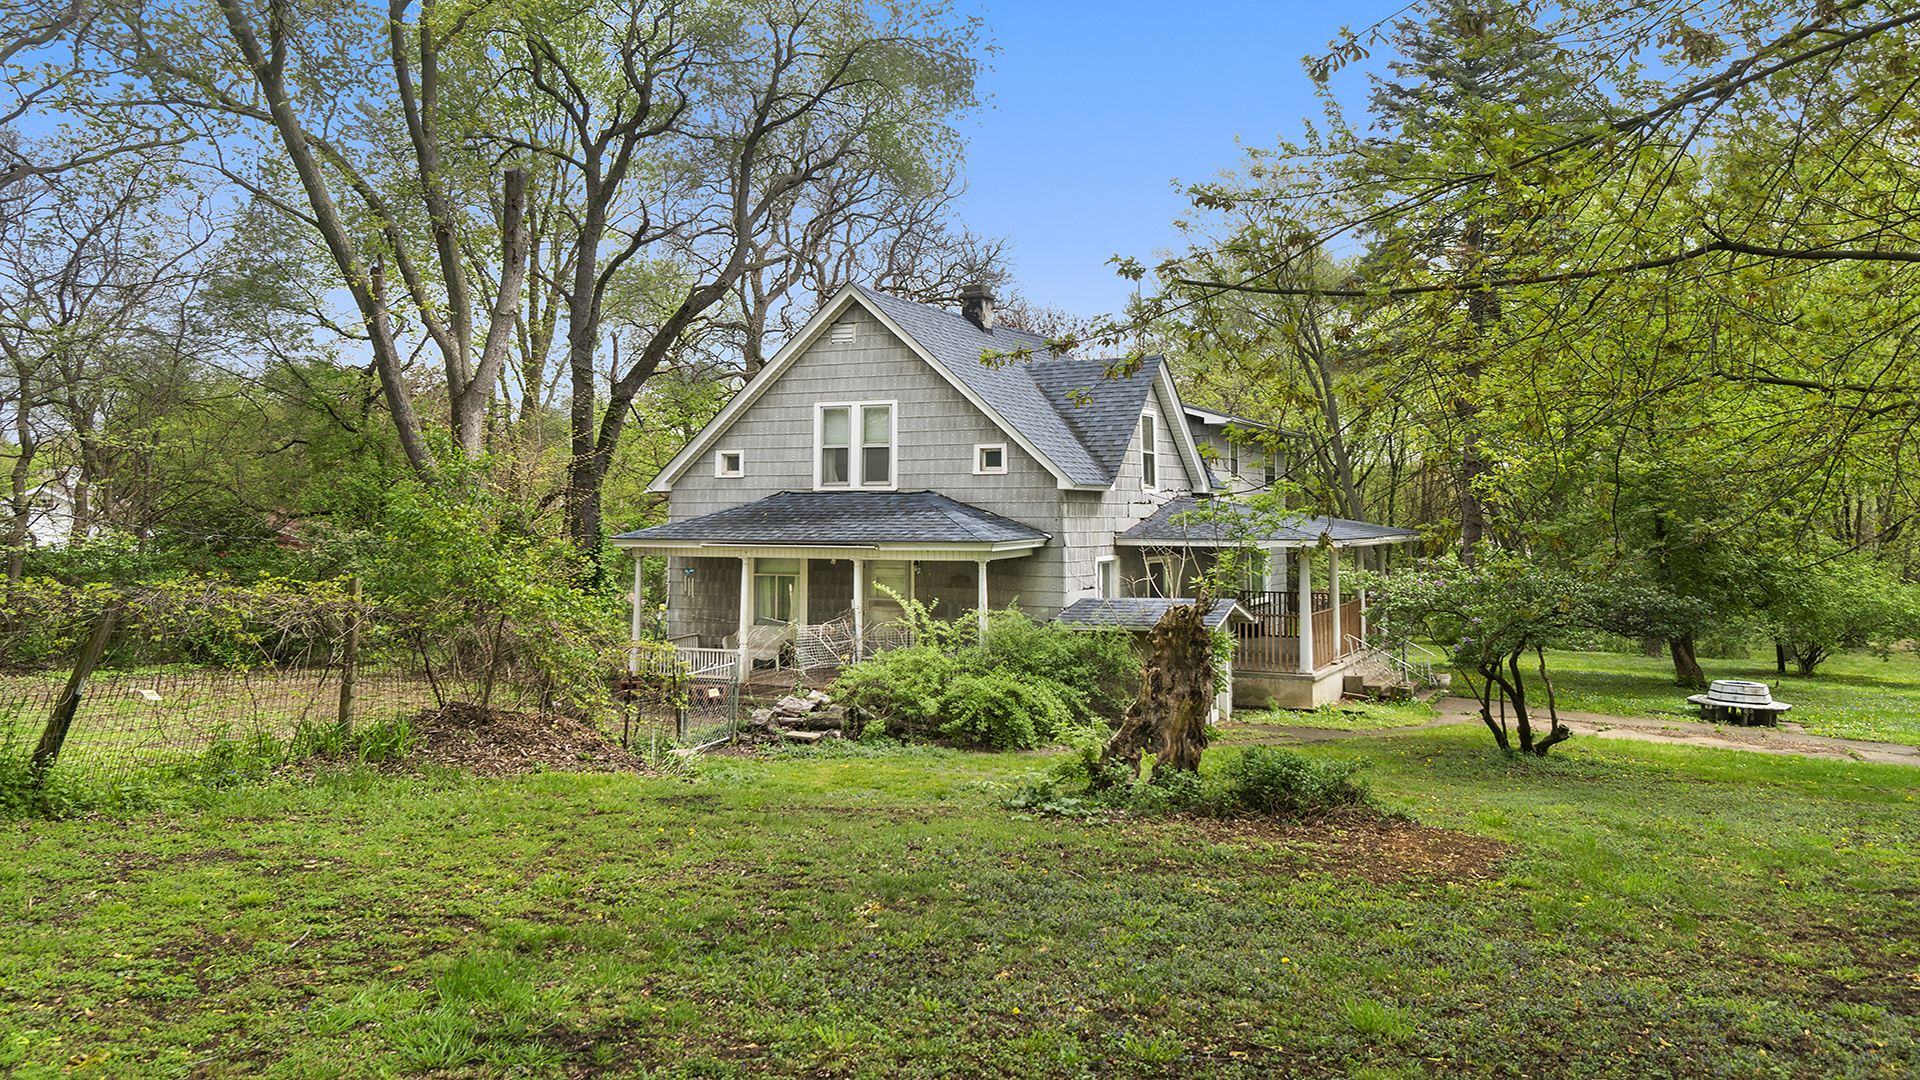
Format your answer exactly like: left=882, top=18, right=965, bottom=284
left=1167, top=809, right=1513, bottom=886
left=401, top=702, right=656, bottom=778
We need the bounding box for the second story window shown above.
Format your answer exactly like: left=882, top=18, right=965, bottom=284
left=817, top=401, right=896, bottom=489
left=1139, top=413, right=1158, bottom=489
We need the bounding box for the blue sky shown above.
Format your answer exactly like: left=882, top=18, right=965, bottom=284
left=955, top=1, right=1410, bottom=319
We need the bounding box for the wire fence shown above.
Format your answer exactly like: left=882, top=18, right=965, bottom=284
left=0, top=582, right=775, bottom=797
left=0, top=663, right=560, bottom=789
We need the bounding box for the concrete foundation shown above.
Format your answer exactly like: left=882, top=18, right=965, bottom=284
left=1232, top=657, right=1367, bottom=711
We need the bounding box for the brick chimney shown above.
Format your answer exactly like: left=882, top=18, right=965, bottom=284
left=959, top=282, right=995, bottom=331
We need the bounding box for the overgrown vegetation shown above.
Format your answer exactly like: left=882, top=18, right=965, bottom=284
left=830, top=602, right=1138, bottom=751
left=0, top=732, right=1912, bottom=1078
left=1008, top=744, right=1373, bottom=820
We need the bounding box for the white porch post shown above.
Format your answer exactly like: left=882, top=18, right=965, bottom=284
left=1296, top=547, right=1314, bottom=674
left=976, top=557, right=990, bottom=642
left=628, top=554, right=645, bottom=674
left=1330, top=546, right=1344, bottom=660
left=737, top=557, right=753, bottom=679
left=852, top=559, right=867, bottom=661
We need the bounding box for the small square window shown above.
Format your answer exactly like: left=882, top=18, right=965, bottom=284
left=716, top=450, right=743, bottom=478
left=974, top=444, right=1007, bottom=474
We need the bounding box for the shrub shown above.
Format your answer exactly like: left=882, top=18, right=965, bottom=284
left=935, top=671, right=1072, bottom=750
left=981, top=612, right=1139, bottom=724
left=827, top=603, right=1140, bottom=751
left=830, top=644, right=959, bottom=739
left=1221, top=746, right=1371, bottom=816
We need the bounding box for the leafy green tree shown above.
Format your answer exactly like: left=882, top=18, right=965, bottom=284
left=1365, top=554, right=1602, bottom=755
left=1761, top=551, right=1920, bottom=677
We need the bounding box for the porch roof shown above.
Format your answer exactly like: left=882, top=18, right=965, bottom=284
left=1054, top=597, right=1253, bottom=632
left=610, top=491, right=1051, bottom=555
left=1116, top=496, right=1421, bottom=549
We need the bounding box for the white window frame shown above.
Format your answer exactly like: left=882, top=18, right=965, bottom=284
left=974, top=443, right=1007, bottom=475
left=1139, top=410, right=1160, bottom=491
left=752, top=558, right=801, bottom=626
left=715, top=449, right=744, bottom=478
left=813, top=400, right=898, bottom=491
left=1095, top=555, right=1119, bottom=599
left=1144, top=554, right=1181, bottom=599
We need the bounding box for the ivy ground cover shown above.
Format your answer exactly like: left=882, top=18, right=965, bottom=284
left=1, top=732, right=1915, bottom=1079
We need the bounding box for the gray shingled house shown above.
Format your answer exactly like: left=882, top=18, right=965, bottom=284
left=613, top=283, right=1419, bottom=709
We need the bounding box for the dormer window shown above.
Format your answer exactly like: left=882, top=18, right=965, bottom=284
left=1139, top=412, right=1158, bottom=489
left=975, top=444, right=1006, bottom=474
left=816, top=401, right=896, bottom=489
left=715, top=450, right=743, bottom=477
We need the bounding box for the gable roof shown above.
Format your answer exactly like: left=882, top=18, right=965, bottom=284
left=1116, top=495, right=1422, bottom=549
left=646, top=284, right=1211, bottom=494
left=610, top=491, right=1050, bottom=547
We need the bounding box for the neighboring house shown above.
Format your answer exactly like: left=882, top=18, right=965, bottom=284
left=613, top=283, right=1419, bottom=709
left=8, top=482, right=82, bottom=549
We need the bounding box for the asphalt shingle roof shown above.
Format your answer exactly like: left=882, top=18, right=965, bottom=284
left=1117, top=496, right=1422, bottom=546
left=612, top=491, right=1050, bottom=546
left=854, top=286, right=1152, bottom=486
left=1054, top=597, right=1250, bottom=631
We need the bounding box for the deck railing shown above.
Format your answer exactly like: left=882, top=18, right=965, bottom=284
left=1231, top=595, right=1362, bottom=674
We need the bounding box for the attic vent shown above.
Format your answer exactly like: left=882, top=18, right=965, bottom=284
left=830, top=322, right=856, bottom=344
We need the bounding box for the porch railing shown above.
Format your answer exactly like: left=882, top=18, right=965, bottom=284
left=644, top=646, right=740, bottom=681
left=1231, top=596, right=1362, bottom=674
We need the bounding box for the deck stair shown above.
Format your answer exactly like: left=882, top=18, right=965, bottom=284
left=1340, top=635, right=1442, bottom=701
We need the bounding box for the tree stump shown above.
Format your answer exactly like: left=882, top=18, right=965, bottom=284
left=1102, top=602, right=1214, bottom=779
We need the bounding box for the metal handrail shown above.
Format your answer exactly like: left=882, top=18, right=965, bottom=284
left=1343, top=633, right=1438, bottom=686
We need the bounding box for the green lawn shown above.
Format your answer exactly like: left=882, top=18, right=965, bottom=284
left=1505, top=646, right=1920, bottom=746
left=2, top=733, right=1915, bottom=1079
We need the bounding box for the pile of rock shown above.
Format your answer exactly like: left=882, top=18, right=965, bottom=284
left=743, top=690, right=856, bottom=744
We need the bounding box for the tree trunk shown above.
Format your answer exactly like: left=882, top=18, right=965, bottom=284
left=1102, top=603, right=1214, bottom=779
left=1669, top=633, right=1707, bottom=689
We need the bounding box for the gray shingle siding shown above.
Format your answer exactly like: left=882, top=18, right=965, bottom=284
left=668, top=306, right=1067, bottom=534
left=647, top=288, right=1221, bottom=620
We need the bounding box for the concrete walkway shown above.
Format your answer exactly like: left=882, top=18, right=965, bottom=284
left=1227, top=696, right=1920, bottom=767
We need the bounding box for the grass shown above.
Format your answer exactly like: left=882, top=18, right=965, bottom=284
left=1226, top=698, right=1438, bottom=734
left=0, top=731, right=1915, bottom=1078
left=1503, top=646, right=1920, bottom=746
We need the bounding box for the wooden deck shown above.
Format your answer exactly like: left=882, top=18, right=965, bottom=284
left=1232, top=597, right=1363, bottom=673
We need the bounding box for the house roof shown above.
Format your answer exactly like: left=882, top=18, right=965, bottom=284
left=610, top=491, right=1051, bottom=548
left=1116, top=495, right=1422, bottom=549
left=646, top=284, right=1211, bottom=494
left=1054, top=597, right=1252, bottom=631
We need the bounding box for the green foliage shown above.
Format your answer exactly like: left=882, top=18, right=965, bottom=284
left=358, top=455, right=621, bottom=709
left=1221, top=746, right=1372, bottom=816
left=830, top=602, right=1140, bottom=752
left=935, top=672, right=1071, bottom=752
left=1361, top=553, right=1703, bottom=754
left=1014, top=745, right=1370, bottom=820
left=1760, top=552, right=1920, bottom=676
left=975, top=610, right=1139, bottom=724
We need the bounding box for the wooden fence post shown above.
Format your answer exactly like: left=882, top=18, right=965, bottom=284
left=337, top=576, right=361, bottom=734
left=31, top=604, right=120, bottom=778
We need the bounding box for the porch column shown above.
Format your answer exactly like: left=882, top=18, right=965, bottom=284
left=1296, top=547, right=1313, bottom=674
left=737, top=557, right=753, bottom=679
left=976, top=557, right=989, bottom=642
left=628, top=554, right=645, bottom=675
left=1330, top=546, right=1344, bottom=659
left=852, top=558, right=866, bottom=661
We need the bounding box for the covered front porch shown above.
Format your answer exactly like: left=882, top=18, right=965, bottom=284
left=1116, top=497, right=1422, bottom=709
left=612, top=491, right=1052, bottom=681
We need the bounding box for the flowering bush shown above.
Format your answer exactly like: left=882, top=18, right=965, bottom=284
left=1361, top=554, right=1611, bottom=755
